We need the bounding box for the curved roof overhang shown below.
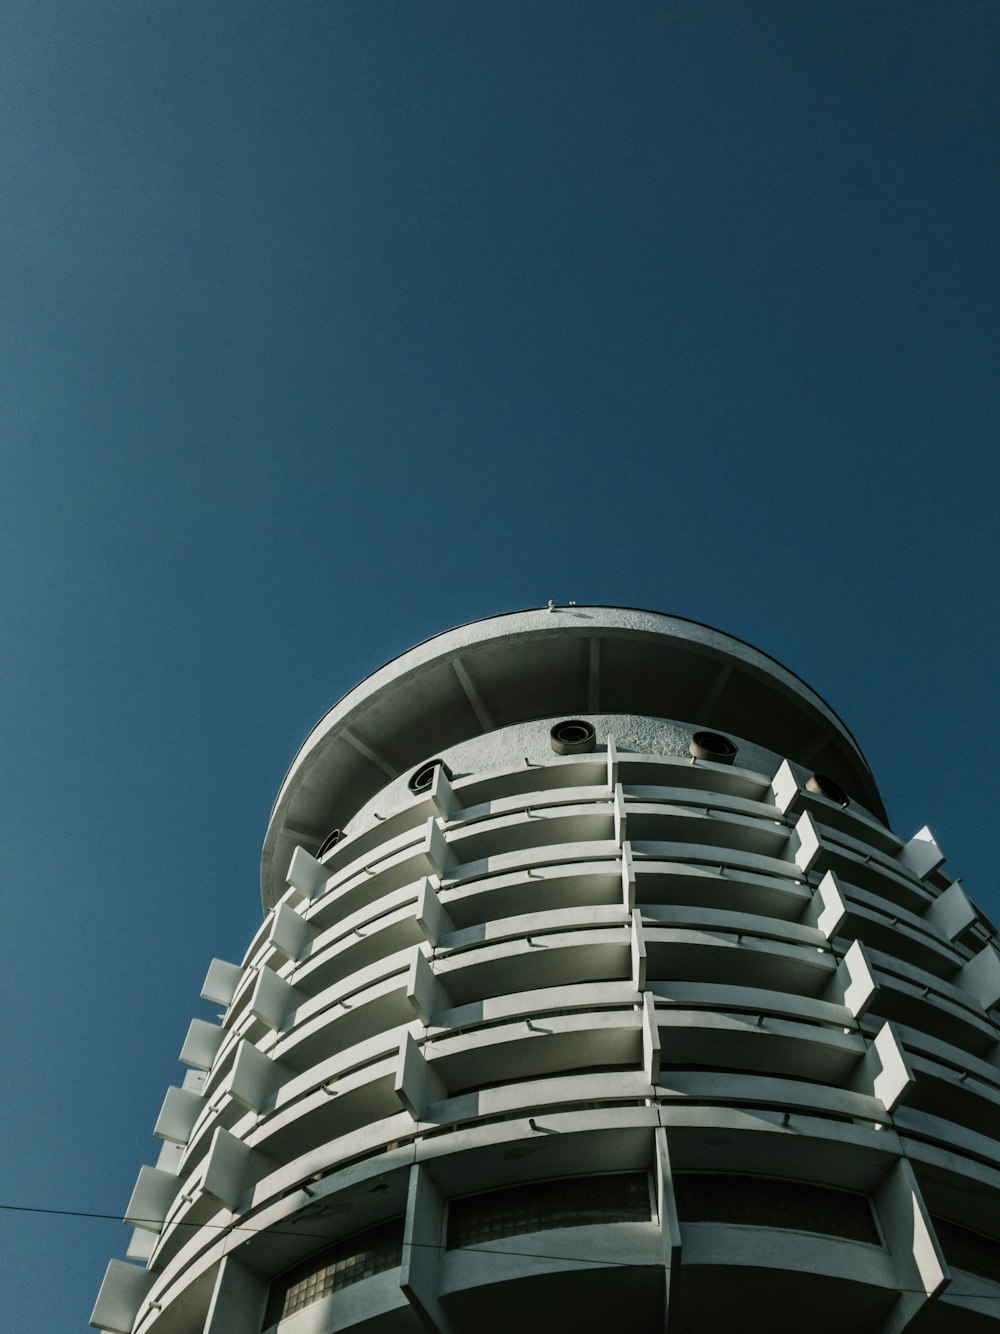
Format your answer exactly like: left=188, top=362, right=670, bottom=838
left=261, top=606, right=885, bottom=908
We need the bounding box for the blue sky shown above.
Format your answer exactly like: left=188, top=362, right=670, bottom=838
left=1, top=2, right=997, bottom=1327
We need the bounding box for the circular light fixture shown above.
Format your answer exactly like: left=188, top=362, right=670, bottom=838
left=408, top=758, right=451, bottom=795
left=689, top=731, right=738, bottom=765
left=806, top=773, right=849, bottom=807
left=317, top=829, right=342, bottom=858
left=550, top=719, right=597, bottom=755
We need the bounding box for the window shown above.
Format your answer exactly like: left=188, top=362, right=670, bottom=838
left=447, top=1172, right=652, bottom=1248
left=932, top=1216, right=1000, bottom=1283
left=264, top=1217, right=404, bottom=1326
left=673, top=1173, right=880, bottom=1245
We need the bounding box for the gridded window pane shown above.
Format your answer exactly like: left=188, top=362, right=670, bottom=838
left=933, top=1216, right=1000, bottom=1283
left=673, top=1173, right=880, bottom=1245
left=447, top=1172, right=652, bottom=1249
left=265, top=1217, right=404, bottom=1326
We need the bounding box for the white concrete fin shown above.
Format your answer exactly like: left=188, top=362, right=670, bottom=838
left=415, top=878, right=455, bottom=944
left=631, top=909, right=647, bottom=991
left=200, top=958, right=243, bottom=1006
left=607, top=735, right=619, bottom=790
left=400, top=1163, right=455, bottom=1334
left=771, top=759, right=800, bottom=815
left=421, top=816, right=457, bottom=878
left=267, top=901, right=315, bottom=963
left=278, top=881, right=308, bottom=911
left=806, top=870, right=848, bottom=940
left=407, top=947, right=453, bottom=1026
left=924, top=881, right=977, bottom=941
left=89, top=1259, right=154, bottom=1334
left=621, top=841, right=636, bottom=912
left=248, top=967, right=301, bottom=1031
left=155, top=1139, right=184, bottom=1174
left=395, top=1031, right=447, bottom=1120
left=789, top=810, right=822, bottom=874
left=179, top=1018, right=224, bottom=1071
left=614, top=782, right=627, bottom=847
left=430, top=764, right=459, bottom=820
left=227, top=1040, right=282, bottom=1112
left=898, top=826, right=945, bottom=881
left=871, top=1023, right=915, bottom=1112
left=203, top=1256, right=270, bottom=1334
left=643, top=992, right=661, bottom=1084
left=202, top=1126, right=264, bottom=1212
left=829, top=939, right=878, bottom=1018
left=872, top=1157, right=949, bottom=1333
left=125, top=1164, right=181, bottom=1232
left=854, top=1022, right=914, bottom=1113
left=286, top=845, right=329, bottom=901
left=125, top=1227, right=156, bottom=1263
left=153, top=1086, right=204, bottom=1145
left=956, top=942, right=1000, bottom=1011
left=654, top=1126, right=683, bottom=1274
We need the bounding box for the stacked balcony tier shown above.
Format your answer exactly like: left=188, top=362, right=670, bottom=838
left=94, top=743, right=1000, bottom=1334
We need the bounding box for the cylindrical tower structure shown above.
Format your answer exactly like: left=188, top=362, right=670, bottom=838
left=94, top=608, right=1000, bottom=1334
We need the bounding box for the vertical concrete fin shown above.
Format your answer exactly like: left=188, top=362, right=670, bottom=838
left=267, top=901, right=315, bottom=963
left=828, top=939, right=878, bottom=1018
left=853, top=1022, right=914, bottom=1113
left=898, top=826, right=945, bottom=881
left=180, top=1018, right=224, bottom=1071
left=407, top=947, right=453, bottom=1026
left=201, top=958, right=243, bottom=1006
left=789, top=810, right=822, bottom=875
left=873, top=1157, right=950, bottom=1334
left=614, top=782, right=627, bottom=847
left=248, top=968, right=301, bottom=1031
left=400, top=1163, right=455, bottom=1334
left=395, top=1032, right=447, bottom=1121
left=286, top=845, right=329, bottom=901
left=924, top=880, right=977, bottom=941
left=125, top=1164, right=182, bottom=1231
left=202, top=1127, right=267, bottom=1213
left=415, top=878, right=455, bottom=945
left=125, top=1227, right=156, bottom=1263
left=621, top=841, right=636, bottom=912
left=155, top=1139, right=185, bottom=1175
left=804, top=870, right=848, bottom=940
left=89, top=1260, right=154, bottom=1334
left=771, top=759, right=800, bottom=815
left=227, top=1040, right=282, bottom=1112
left=655, top=1127, right=683, bottom=1331
left=203, top=1256, right=269, bottom=1334
left=153, top=1086, right=204, bottom=1145
left=631, top=909, right=647, bottom=991
left=421, top=816, right=457, bottom=879
left=607, top=735, right=619, bottom=790
left=430, top=764, right=459, bottom=820
left=956, top=942, right=1000, bottom=1011
left=642, top=991, right=661, bottom=1084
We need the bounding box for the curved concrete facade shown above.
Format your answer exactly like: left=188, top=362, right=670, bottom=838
left=94, top=609, right=1000, bottom=1334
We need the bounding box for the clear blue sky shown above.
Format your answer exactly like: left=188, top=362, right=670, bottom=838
left=1, top=2, right=997, bottom=1327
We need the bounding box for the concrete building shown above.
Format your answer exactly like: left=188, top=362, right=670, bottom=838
left=93, top=606, right=1000, bottom=1334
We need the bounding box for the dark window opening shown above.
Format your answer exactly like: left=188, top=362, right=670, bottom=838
left=264, top=1217, right=404, bottom=1326
left=933, top=1216, right=1000, bottom=1284
left=673, top=1173, right=880, bottom=1245
left=447, top=1172, right=652, bottom=1248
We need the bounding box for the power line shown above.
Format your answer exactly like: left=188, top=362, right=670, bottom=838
left=6, top=1201, right=1000, bottom=1298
